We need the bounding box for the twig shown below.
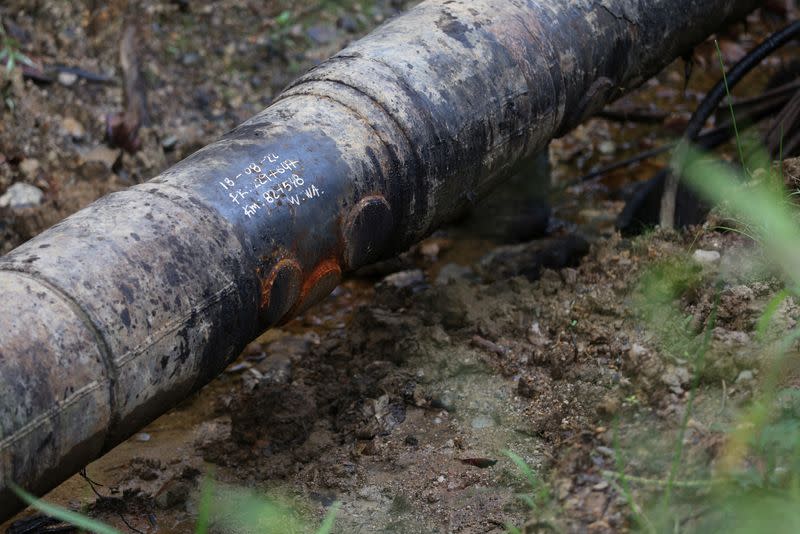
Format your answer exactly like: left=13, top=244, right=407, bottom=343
left=106, top=20, right=148, bottom=153
left=79, top=469, right=146, bottom=534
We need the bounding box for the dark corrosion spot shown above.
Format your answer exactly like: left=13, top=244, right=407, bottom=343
left=130, top=232, right=141, bottom=241
left=437, top=11, right=473, bottom=49
left=160, top=355, right=169, bottom=369
left=164, top=262, right=181, bottom=286
left=120, top=308, right=131, bottom=328
left=119, top=282, right=134, bottom=303
left=38, top=244, right=50, bottom=249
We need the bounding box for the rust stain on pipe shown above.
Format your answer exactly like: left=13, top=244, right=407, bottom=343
left=288, top=259, right=343, bottom=319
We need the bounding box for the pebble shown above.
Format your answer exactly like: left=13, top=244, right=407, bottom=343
left=470, top=415, right=494, bottom=429
left=595, top=446, right=615, bottom=458
left=81, top=146, right=121, bottom=169
left=155, top=479, right=191, bottom=509
left=380, top=269, right=425, bottom=290
left=435, top=263, right=474, bottom=285
left=61, top=117, right=85, bottom=140
left=735, top=369, right=755, bottom=384
left=598, top=140, right=616, bottom=155
left=19, top=158, right=40, bottom=178
left=161, top=135, right=178, bottom=151
left=57, top=71, right=78, bottom=86
left=596, top=395, right=620, bottom=417
left=181, top=52, right=201, bottom=66
left=357, top=485, right=382, bottom=502
left=134, top=432, right=151, bottom=442
left=337, top=15, right=359, bottom=33
left=692, top=249, right=721, bottom=265
left=662, top=366, right=690, bottom=393
left=0, top=183, right=44, bottom=209
left=306, top=24, right=337, bottom=45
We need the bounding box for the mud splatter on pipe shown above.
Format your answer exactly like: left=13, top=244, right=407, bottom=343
left=0, top=0, right=758, bottom=519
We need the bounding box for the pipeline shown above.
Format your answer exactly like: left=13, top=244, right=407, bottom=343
left=0, top=0, right=759, bottom=519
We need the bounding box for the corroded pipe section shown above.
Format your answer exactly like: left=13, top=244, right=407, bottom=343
left=0, top=0, right=758, bottom=518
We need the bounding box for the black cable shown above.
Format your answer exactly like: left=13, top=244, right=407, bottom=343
left=685, top=20, right=800, bottom=141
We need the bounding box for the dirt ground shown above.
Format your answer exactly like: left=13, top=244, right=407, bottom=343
left=2, top=2, right=799, bottom=533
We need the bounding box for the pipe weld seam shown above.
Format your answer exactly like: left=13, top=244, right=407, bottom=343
left=0, top=267, right=120, bottom=432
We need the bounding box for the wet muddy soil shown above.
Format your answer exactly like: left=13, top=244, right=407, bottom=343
left=2, top=2, right=800, bottom=533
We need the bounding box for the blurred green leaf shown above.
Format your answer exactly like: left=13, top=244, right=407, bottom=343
left=8, top=482, right=122, bottom=534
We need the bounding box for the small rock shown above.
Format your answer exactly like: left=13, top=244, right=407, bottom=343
left=598, top=140, right=616, bottom=155
left=337, top=15, right=359, bottom=33
left=424, top=490, right=440, bottom=503
left=0, top=183, right=44, bottom=209
left=596, top=395, right=620, bottom=417
left=735, top=369, right=755, bottom=384
left=161, top=135, right=178, bottom=151
left=662, top=366, right=690, bottom=393
left=584, top=491, right=608, bottom=518
left=306, top=24, right=338, bottom=45
left=435, top=263, right=475, bottom=285
left=555, top=478, right=573, bottom=500
left=155, top=478, right=191, bottom=509
left=181, top=52, right=201, bottom=66
left=57, top=71, right=78, bottom=86
left=692, top=249, right=721, bottom=265
left=134, top=432, right=151, bottom=442
left=380, top=269, right=426, bottom=290
left=357, top=485, right=382, bottom=502
left=420, top=239, right=449, bottom=262
left=470, top=415, right=494, bottom=429
left=595, top=446, right=615, bottom=458
left=256, top=354, right=292, bottom=385
left=404, top=435, right=418, bottom=446
left=78, top=146, right=121, bottom=180
left=61, top=117, right=85, bottom=140
left=224, top=362, right=251, bottom=374
left=19, top=158, right=40, bottom=178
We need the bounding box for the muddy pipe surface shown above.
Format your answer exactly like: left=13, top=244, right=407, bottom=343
left=0, top=0, right=758, bottom=519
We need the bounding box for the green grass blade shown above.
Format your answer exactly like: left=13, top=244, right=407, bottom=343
left=714, top=39, right=745, bottom=169
left=8, top=481, right=122, bottom=534
left=211, top=485, right=308, bottom=533
left=504, top=450, right=539, bottom=490
left=756, top=289, right=790, bottom=341
left=194, top=475, right=214, bottom=534
left=316, top=501, right=341, bottom=534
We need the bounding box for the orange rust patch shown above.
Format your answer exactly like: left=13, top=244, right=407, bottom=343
left=284, top=258, right=343, bottom=320
left=258, top=258, right=301, bottom=311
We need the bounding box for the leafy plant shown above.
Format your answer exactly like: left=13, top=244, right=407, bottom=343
left=0, top=21, right=33, bottom=74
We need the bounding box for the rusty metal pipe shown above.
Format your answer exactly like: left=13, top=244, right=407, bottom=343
left=0, top=0, right=758, bottom=519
